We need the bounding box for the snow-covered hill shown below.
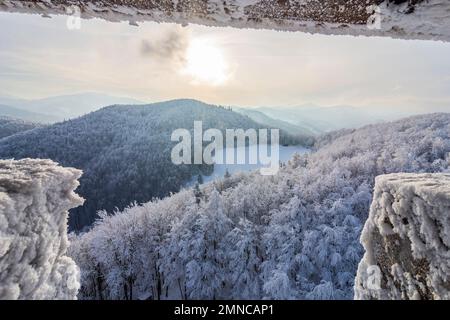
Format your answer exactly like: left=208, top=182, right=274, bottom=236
left=0, top=99, right=298, bottom=231
left=69, top=113, right=450, bottom=300
left=0, top=116, right=43, bottom=139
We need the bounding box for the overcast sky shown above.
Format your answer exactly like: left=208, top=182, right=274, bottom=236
left=0, top=12, right=449, bottom=112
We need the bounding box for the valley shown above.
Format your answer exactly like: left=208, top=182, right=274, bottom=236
left=0, top=98, right=308, bottom=231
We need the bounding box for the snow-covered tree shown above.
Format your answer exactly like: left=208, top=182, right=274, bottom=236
left=68, top=113, right=450, bottom=300
left=226, top=219, right=263, bottom=299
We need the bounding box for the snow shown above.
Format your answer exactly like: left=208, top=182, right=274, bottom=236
left=0, top=159, right=84, bottom=299
left=355, top=173, right=450, bottom=300
left=69, top=113, right=450, bottom=300
left=0, top=0, right=449, bottom=42
left=0, top=99, right=288, bottom=231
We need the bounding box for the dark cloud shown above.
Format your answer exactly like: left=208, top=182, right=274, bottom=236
left=140, top=30, right=188, bottom=64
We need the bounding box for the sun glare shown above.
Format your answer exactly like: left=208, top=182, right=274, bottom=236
left=181, top=39, right=230, bottom=86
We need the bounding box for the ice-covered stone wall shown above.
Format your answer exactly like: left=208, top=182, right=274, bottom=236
left=355, top=173, right=450, bottom=300
left=0, top=0, right=449, bottom=42
left=0, top=159, right=84, bottom=300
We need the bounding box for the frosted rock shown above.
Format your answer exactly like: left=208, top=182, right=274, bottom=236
left=0, top=0, right=449, bottom=42
left=0, top=159, right=84, bottom=300
left=355, top=173, right=450, bottom=300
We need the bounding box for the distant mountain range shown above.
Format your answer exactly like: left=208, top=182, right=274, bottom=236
left=255, top=104, right=411, bottom=133
left=0, top=94, right=429, bottom=231
left=0, top=93, right=416, bottom=134
left=70, top=112, right=450, bottom=300
left=0, top=99, right=300, bottom=231
left=0, top=93, right=144, bottom=123
left=235, top=107, right=316, bottom=137
left=0, top=104, right=59, bottom=123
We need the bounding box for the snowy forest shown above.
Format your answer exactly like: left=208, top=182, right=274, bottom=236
left=0, top=99, right=308, bottom=230
left=64, top=113, right=449, bottom=300
left=0, top=116, right=41, bottom=139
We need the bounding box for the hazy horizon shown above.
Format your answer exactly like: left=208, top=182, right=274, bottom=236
left=3, top=91, right=449, bottom=115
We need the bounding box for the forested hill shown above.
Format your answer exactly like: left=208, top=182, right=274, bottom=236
left=0, top=116, right=43, bottom=139
left=0, top=99, right=299, bottom=231
left=69, top=113, right=449, bottom=300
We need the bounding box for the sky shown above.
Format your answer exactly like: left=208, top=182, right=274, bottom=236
left=0, top=12, right=450, bottom=112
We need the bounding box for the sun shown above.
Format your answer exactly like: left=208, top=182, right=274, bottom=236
left=181, top=39, right=230, bottom=86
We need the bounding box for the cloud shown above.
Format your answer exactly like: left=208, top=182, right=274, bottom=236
left=140, top=29, right=189, bottom=65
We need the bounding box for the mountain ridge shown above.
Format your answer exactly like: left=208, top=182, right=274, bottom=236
left=0, top=99, right=299, bottom=230
left=0, top=92, right=145, bottom=122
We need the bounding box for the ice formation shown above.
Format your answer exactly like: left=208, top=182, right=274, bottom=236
left=355, top=173, right=450, bottom=300
left=0, top=159, right=84, bottom=300
left=0, top=0, right=449, bottom=42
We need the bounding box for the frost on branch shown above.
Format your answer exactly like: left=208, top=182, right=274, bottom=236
left=0, top=159, right=84, bottom=300
left=355, top=173, right=450, bottom=300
